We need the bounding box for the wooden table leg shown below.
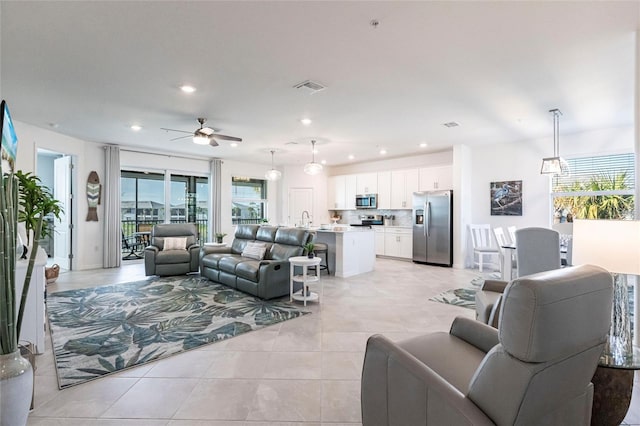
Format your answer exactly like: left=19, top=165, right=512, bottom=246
left=591, top=366, right=634, bottom=426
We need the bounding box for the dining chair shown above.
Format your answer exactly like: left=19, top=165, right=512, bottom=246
left=552, top=222, right=574, bottom=266
left=469, top=224, right=499, bottom=272
left=493, top=227, right=516, bottom=276
left=507, top=225, right=517, bottom=245
left=515, top=227, right=561, bottom=277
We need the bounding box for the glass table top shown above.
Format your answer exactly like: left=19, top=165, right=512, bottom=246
left=599, top=345, right=640, bottom=369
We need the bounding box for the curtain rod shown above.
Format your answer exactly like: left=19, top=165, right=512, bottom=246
left=106, top=145, right=222, bottom=163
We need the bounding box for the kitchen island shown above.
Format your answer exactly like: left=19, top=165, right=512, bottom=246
left=314, top=227, right=375, bottom=278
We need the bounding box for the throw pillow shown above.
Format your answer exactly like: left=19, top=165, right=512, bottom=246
left=163, top=237, right=187, bottom=251
left=242, top=242, right=267, bottom=260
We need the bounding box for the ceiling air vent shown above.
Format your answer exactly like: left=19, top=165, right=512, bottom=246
left=293, top=80, right=326, bottom=94
left=443, top=121, right=460, bottom=128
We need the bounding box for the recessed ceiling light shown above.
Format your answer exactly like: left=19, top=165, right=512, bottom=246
left=230, top=142, right=238, bottom=148
left=300, top=118, right=312, bottom=126
left=419, top=142, right=427, bottom=148
left=48, top=123, right=59, bottom=128
left=130, top=125, right=142, bottom=131
left=348, top=154, right=355, bottom=160
left=379, top=149, right=387, bottom=155
left=443, top=121, right=459, bottom=128
left=321, top=160, right=327, bottom=165
left=180, top=85, right=196, bottom=93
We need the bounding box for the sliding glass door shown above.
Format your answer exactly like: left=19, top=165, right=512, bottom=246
left=170, top=174, right=209, bottom=241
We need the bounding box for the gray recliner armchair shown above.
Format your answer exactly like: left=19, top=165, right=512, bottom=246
left=144, top=223, right=200, bottom=276
left=361, top=265, right=613, bottom=425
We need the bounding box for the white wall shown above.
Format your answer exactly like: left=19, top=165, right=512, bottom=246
left=14, top=120, right=105, bottom=270
left=330, top=150, right=453, bottom=176
left=120, top=150, right=210, bottom=175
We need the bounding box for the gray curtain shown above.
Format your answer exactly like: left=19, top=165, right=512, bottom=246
left=103, top=145, right=121, bottom=268
left=210, top=159, right=222, bottom=241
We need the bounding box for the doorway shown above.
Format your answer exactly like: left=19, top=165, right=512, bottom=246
left=37, top=149, right=74, bottom=270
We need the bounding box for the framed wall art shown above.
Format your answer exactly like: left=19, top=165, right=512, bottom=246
left=490, top=180, right=522, bottom=216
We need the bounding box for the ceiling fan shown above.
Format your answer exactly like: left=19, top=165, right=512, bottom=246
left=161, top=118, right=242, bottom=147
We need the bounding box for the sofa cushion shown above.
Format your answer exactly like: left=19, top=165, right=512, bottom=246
left=235, top=224, right=260, bottom=240
left=257, top=226, right=278, bottom=243
left=201, top=253, right=230, bottom=269
left=275, top=227, right=310, bottom=246
left=242, top=242, right=267, bottom=260
left=236, top=260, right=262, bottom=282
left=271, top=243, right=303, bottom=261
left=156, top=249, right=191, bottom=264
left=163, top=237, right=187, bottom=251
left=231, top=238, right=250, bottom=255
left=219, top=255, right=247, bottom=274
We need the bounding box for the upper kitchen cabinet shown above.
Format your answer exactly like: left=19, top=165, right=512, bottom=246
left=377, top=171, right=391, bottom=210
left=391, top=168, right=419, bottom=209
left=328, top=175, right=358, bottom=210
left=419, top=165, right=453, bottom=191
left=356, top=172, right=377, bottom=194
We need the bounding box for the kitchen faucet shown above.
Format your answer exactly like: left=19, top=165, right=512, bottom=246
left=301, top=210, right=310, bottom=228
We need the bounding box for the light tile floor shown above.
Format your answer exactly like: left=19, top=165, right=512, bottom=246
left=27, top=258, right=639, bottom=425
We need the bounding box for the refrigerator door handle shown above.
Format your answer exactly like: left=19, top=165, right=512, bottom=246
left=425, top=201, right=430, bottom=237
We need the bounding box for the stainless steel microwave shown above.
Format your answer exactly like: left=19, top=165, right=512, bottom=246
left=356, top=194, right=377, bottom=209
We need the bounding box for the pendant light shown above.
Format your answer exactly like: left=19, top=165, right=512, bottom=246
left=265, top=150, right=282, bottom=181
left=303, top=140, right=323, bottom=175
left=540, top=108, right=569, bottom=176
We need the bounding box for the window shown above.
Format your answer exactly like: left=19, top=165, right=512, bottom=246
left=232, top=177, right=267, bottom=224
left=551, top=153, right=635, bottom=222
left=121, top=171, right=165, bottom=235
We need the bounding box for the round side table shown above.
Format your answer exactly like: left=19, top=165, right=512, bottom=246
left=591, top=345, right=640, bottom=426
left=289, top=256, right=321, bottom=306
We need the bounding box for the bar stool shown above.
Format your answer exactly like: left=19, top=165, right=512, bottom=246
left=313, top=242, right=330, bottom=275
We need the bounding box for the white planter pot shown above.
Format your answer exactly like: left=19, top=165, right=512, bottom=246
left=0, top=350, right=33, bottom=426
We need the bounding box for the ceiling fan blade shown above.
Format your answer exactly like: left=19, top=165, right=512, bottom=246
left=170, top=135, right=192, bottom=141
left=161, top=127, right=192, bottom=134
left=209, top=137, right=219, bottom=147
left=212, top=134, right=242, bottom=142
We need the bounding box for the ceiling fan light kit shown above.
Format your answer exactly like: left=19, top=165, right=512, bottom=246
left=193, top=132, right=209, bottom=145
left=161, top=117, right=242, bottom=148
left=304, top=140, right=323, bottom=175
left=265, top=150, right=282, bottom=181
left=540, top=108, right=570, bottom=177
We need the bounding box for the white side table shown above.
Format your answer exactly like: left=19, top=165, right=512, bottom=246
left=289, top=256, right=321, bottom=306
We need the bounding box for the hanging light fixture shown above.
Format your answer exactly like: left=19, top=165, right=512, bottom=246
left=540, top=108, right=570, bottom=176
left=303, top=140, right=323, bottom=175
left=265, top=150, right=282, bottom=181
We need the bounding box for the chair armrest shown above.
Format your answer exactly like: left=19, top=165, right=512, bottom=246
left=362, top=334, right=494, bottom=426
left=200, top=245, right=232, bottom=257
left=449, top=317, right=499, bottom=353
left=481, top=279, right=508, bottom=293
left=144, top=245, right=159, bottom=254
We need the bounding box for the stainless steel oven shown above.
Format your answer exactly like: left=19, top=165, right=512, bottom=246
left=355, top=194, right=377, bottom=209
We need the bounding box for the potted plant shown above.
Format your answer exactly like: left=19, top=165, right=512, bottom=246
left=304, top=242, right=315, bottom=259
left=1, top=171, right=62, bottom=425
left=215, top=232, right=227, bottom=244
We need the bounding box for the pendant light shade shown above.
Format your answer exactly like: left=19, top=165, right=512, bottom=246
left=304, top=140, right=323, bottom=175
left=265, top=150, right=282, bottom=181
left=540, top=109, right=570, bottom=176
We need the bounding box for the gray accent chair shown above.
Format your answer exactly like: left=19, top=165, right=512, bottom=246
left=200, top=224, right=312, bottom=299
left=144, top=223, right=200, bottom=276
left=515, top=226, right=561, bottom=277
left=361, top=265, right=613, bottom=425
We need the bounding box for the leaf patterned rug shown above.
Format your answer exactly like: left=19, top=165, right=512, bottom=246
left=47, top=275, right=309, bottom=388
left=429, top=287, right=477, bottom=309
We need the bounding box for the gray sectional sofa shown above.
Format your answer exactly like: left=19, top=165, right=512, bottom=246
left=200, top=224, right=312, bottom=299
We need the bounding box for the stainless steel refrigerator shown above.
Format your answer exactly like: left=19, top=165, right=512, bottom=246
left=412, top=190, right=453, bottom=266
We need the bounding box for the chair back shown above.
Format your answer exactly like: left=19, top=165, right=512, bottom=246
left=492, top=227, right=509, bottom=250
left=468, top=265, right=613, bottom=425
left=507, top=225, right=517, bottom=245
left=151, top=223, right=198, bottom=250
left=515, top=227, right=561, bottom=277
left=469, top=224, right=495, bottom=249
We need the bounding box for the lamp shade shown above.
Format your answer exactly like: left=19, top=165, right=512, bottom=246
left=265, top=168, right=282, bottom=181
left=572, top=219, right=640, bottom=275
left=304, top=162, right=323, bottom=175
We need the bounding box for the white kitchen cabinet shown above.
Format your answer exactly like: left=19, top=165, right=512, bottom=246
left=391, top=168, right=419, bottom=209
left=356, top=172, right=377, bottom=194
left=419, top=165, right=453, bottom=191
left=374, top=227, right=385, bottom=256
left=345, top=175, right=357, bottom=210
left=327, top=175, right=345, bottom=210
left=381, top=227, right=413, bottom=259
left=377, top=171, right=391, bottom=210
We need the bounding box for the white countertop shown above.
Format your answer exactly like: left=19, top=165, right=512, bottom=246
left=316, top=226, right=374, bottom=233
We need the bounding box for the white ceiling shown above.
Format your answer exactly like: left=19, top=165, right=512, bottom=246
left=1, top=1, right=638, bottom=168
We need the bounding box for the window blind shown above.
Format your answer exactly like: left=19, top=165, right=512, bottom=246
left=552, top=153, right=635, bottom=192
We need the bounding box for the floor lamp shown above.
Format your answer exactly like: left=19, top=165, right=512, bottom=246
left=573, top=219, right=638, bottom=361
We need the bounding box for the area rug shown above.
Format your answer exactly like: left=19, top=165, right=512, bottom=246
left=429, top=287, right=477, bottom=309
left=47, top=275, right=309, bottom=388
